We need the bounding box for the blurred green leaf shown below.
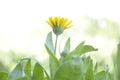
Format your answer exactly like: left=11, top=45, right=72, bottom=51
left=94, top=63, right=98, bottom=73
left=45, top=41, right=59, bottom=78
left=70, top=41, right=85, bottom=55
left=49, top=57, right=59, bottom=80
left=80, top=45, right=98, bottom=55
left=85, top=59, right=94, bottom=80
left=80, top=76, right=85, bottom=80
left=0, top=72, right=8, bottom=80
left=54, top=57, right=82, bottom=80
left=45, top=32, right=54, bottom=53
left=45, top=32, right=56, bottom=60
left=115, top=42, right=120, bottom=80
left=45, top=44, right=59, bottom=66
left=59, top=37, right=70, bottom=65
left=17, top=77, right=28, bottom=80
left=32, top=63, right=44, bottom=80
left=94, top=71, right=110, bottom=80
left=95, top=71, right=105, bottom=80
left=82, top=56, right=91, bottom=74
left=61, top=37, right=70, bottom=57
left=24, top=59, right=31, bottom=79
left=64, top=41, right=85, bottom=60
left=44, top=77, right=49, bottom=80
left=45, top=32, right=59, bottom=80
left=7, top=62, right=23, bottom=80
left=64, top=41, right=97, bottom=60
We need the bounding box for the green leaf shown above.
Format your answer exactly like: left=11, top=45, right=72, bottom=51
left=80, top=76, right=85, bottom=80
left=64, top=41, right=97, bottom=60
left=49, top=57, right=59, bottom=80
left=20, top=58, right=50, bottom=80
left=94, top=63, right=98, bottom=73
left=32, top=63, right=44, bottom=80
left=116, top=42, right=120, bottom=80
left=82, top=56, right=91, bottom=73
left=54, top=57, right=82, bottom=80
left=7, top=62, right=23, bottom=80
left=45, top=32, right=57, bottom=62
left=0, top=72, right=8, bottom=80
left=24, top=59, right=31, bottom=78
left=44, top=77, right=49, bottom=80
left=95, top=71, right=105, bottom=80
left=45, top=32, right=54, bottom=53
left=45, top=32, right=59, bottom=80
left=45, top=45, right=59, bottom=65
left=80, top=45, right=98, bottom=55
left=94, top=71, right=111, bottom=80
left=70, top=41, right=85, bottom=55
left=64, top=41, right=85, bottom=60
left=45, top=44, right=59, bottom=80
left=17, top=77, right=28, bottom=80
left=85, top=59, right=94, bottom=80
left=61, top=37, right=70, bottom=57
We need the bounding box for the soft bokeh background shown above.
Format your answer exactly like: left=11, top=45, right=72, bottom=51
left=0, top=0, right=120, bottom=73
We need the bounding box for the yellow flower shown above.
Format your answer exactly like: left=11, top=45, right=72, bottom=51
left=47, top=17, right=72, bottom=35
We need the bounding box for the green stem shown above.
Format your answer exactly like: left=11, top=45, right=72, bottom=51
left=54, top=35, right=58, bottom=55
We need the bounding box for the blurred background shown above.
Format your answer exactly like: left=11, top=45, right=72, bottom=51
left=0, top=0, right=120, bottom=75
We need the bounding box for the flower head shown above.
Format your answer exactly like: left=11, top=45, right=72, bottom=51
left=47, top=17, right=72, bottom=35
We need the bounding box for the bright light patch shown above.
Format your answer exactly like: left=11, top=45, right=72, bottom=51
left=0, top=0, right=119, bottom=54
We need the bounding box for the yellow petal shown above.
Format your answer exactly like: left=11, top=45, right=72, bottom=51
left=46, top=20, right=53, bottom=27
left=65, top=25, right=72, bottom=29
left=60, top=17, right=65, bottom=27
left=50, top=17, right=54, bottom=25
left=62, top=18, right=68, bottom=27
left=47, top=16, right=72, bottom=29
left=57, top=17, right=61, bottom=26
left=64, top=20, right=72, bottom=28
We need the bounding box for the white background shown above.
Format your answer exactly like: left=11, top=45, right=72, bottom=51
left=0, top=0, right=119, bottom=54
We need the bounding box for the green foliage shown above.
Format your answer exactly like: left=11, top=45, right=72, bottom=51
left=0, top=58, right=50, bottom=80
left=0, top=72, right=8, bottom=80
left=54, top=57, right=83, bottom=80
left=61, top=37, right=70, bottom=57
left=113, top=42, right=120, bottom=80
left=7, top=62, right=23, bottom=80
left=85, top=58, right=93, bottom=80
left=0, top=31, right=112, bottom=80
left=32, top=63, right=44, bottom=80
left=94, top=71, right=111, bottom=80
left=116, top=42, right=120, bottom=80
left=44, top=32, right=111, bottom=80
left=63, top=41, right=98, bottom=61
left=24, top=59, right=31, bottom=79
left=17, top=77, right=28, bottom=80
left=45, top=32, right=59, bottom=80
